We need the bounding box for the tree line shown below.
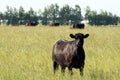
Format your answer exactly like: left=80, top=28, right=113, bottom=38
left=85, top=6, right=119, bottom=25
left=0, top=4, right=119, bottom=26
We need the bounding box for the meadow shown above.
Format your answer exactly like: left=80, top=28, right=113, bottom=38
left=0, top=25, right=120, bottom=80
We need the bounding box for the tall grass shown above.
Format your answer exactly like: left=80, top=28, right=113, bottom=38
left=0, top=25, right=119, bottom=80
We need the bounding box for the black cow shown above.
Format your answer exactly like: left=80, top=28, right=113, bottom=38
left=25, top=22, right=38, bottom=26
left=50, top=22, right=60, bottom=26
left=71, top=23, right=85, bottom=29
left=52, top=33, right=89, bottom=76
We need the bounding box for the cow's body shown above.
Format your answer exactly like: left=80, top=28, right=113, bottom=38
left=25, top=22, right=38, bottom=26
left=71, top=23, right=85, bottom=29
left=52, top=33, right=89, bottom=76
left=50, top=22, right=60, bottom=26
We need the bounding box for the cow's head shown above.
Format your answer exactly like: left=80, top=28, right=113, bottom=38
left=70, top=33, right=89, bottom=47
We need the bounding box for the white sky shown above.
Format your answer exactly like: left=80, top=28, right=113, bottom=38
left=0, top=0, right=120, bottom=16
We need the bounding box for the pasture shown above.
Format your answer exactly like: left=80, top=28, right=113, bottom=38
left=0, top=25, right=120, bottom=80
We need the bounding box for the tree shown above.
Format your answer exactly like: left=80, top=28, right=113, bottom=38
left=42, top=7, right=50, bottom=25
left=23, top=7, right=38, bottom=24
left=49, top=4, right=59, bottom=23
left=11, top=7, right=19, bottom=25
left=4, top=6, right=19, bottom=25
left=18, top=6, right=25, bottom=25
left=41, top=3, right=59, bottom=25
left=1, top=5, right=118, bottom=26
left=4, top=6, right=12, bottom=25
left=84, top=6, right=91, bottom=20
left=84, top=6, right=118, bottom=25
left=38, top=9, right=42, bottom=23
left=59, top=4, right=71, bottom=25
left=118, top=16, right=120, bottom=23
left=70, top=5, right=82, bottom=23
left=0, top=12, right=4, bottom=24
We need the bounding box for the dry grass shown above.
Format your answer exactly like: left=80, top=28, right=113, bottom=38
left=0, top=25, right=120, bottom=80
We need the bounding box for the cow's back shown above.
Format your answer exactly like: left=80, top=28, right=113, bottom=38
left=71, top=23, right=85, bottom=29
left=52, top=39, right=71, bottom=65
left=52, top=39, right=67, bottom=54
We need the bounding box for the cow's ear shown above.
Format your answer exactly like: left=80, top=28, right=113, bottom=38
left=70, top=34, right=75, bottom=38
left=84, top=34, right=89, bottom=38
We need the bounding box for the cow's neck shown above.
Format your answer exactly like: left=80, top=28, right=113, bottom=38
left=75, top=39, right=83, bottom=48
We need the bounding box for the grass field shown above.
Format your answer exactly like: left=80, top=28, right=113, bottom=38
left=0, top=25, right=120, bottom=80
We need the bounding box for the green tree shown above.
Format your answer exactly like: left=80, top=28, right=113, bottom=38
left=70, top=5, right=82, bottom=23
left=59, top=4, right=71, bottom=25
left=27, top=7, right=38, bottom=22
left=5, top=6, right=12, bottom=25
left=118, top=17, right=120, bottom=23
left=84, top=6, right=91, bottom=19
left=23, top=7, right=38, bottom=24
left=11, top=7, right=19, bottom=25
left=4, top=6, right=19, bottom=25
left=49, top=4, right=59, bottom=23
left=41, top=4, right=59, bottom=25
left=38, top=9, right=42, bottom=23
left=42, top=7, right=50, bottom=25
left=18, top=6, right=25, bottom=25
left=85, top=6, right=118, bottom=25
left=0, top=12, right=4, bottom=24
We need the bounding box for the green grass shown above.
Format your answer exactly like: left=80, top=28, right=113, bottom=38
left=0, top=25, right=120, bottom=80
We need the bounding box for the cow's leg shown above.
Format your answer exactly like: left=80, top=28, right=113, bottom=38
left=61, top=66, right=66, bottom=75
left=53, top=61, right=59, bottom=74
left=79, top=61, right=85, bottom=76
left=68, top=66, right=73, bottom=75
left=80, top=66, right=84, bottom=76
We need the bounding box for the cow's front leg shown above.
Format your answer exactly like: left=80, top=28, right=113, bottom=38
left=79, top=66, right=84, bottom=76
left=61, top=66, right=66, bottom=75
left=68, top=66, right=73, bottom=75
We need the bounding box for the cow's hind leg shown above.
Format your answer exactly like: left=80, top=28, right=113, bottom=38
left=53, top=61, right=59, bottom=74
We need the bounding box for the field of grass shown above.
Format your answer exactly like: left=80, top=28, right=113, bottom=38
left=0, top=25, right=120, bottom=80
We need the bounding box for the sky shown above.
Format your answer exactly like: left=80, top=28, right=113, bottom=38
left=0, top=0, right=120, bottom=16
